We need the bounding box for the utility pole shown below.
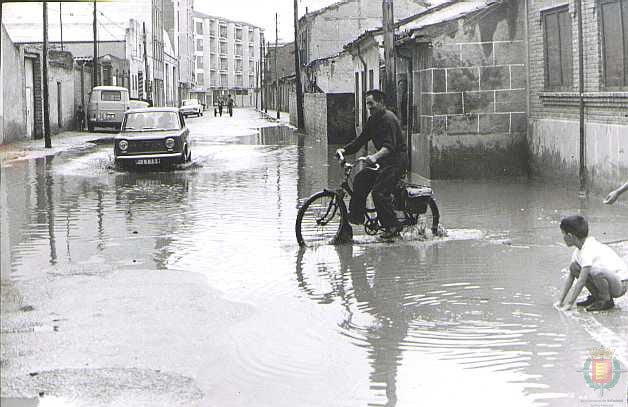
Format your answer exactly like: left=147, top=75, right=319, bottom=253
left=59, top=3, right=64, bottom=51
left=42, top=0, right=52, bottom=148
left=260, top=40, right=264, bottom=111
left=92, top=0, right=97, bottom=89
left=293, top=0, right=305, bottom=130
left=265, top=41, right=269, bottom=113
left=275, top=13, right=280, bottom=119
left=382, top=0, right=397, bottom=110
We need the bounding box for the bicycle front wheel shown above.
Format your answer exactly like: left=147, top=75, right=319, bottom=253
left=296, top=191, right=347, bottom=247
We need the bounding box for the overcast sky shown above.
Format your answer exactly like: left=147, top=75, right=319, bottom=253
left=2, top=0, right=341, bottom=43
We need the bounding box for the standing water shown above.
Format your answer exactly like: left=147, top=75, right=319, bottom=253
left=1, top=109, right=626, bottom=406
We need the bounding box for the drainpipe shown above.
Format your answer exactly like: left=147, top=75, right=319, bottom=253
left=576, top=0, right=586, bottom=196
left=524, top=0, right=531, bottom=176
left=397, top=46, right=413, bottom=174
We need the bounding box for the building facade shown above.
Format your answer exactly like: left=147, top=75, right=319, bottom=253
left=526, top=0, right=628, bottom=193
left=192, top=11, right=264, bottom=107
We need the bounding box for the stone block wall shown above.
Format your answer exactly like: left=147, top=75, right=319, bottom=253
left=303, top=93, right=327, bottom=138
left=526, top=0, right=628, bottom=193
left=413, top=0, right=528, bottom=178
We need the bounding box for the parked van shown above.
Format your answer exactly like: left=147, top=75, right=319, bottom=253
left=87, top=86, right=130, bottom=132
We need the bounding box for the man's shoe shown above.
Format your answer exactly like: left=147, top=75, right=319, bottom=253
left=586, top=299, right=614, bottom=312
left=330, top=225, right=353, bottom=245
left=576, top=295, right=596, bottom=307
left=348, top=214, right=364, bottom=225
left=380, top=225, right=402, bottom=240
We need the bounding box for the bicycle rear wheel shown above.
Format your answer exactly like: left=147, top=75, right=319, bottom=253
left=296, top=191, right=347, bottom=246
left=416, top=197, right=441, bottom=236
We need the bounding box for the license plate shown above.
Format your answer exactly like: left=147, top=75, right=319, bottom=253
left=105, top=113, right=115, bottom=119
left=136, top=158, right=160, bottom=165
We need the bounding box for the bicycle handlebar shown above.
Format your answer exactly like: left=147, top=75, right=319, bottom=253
left=336, top=150, right=380, bottom=172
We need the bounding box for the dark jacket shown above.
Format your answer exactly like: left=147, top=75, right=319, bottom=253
left=343, top=109, right=407, bottom=169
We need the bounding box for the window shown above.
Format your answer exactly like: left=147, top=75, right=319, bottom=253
left=542, top=6, right=573, bottom=89
left=221, top=73, right=228, bottom=87
left=249, top=45, right=254, bottom=57
left=196, top=38, right=203, bottom=51
left=600, top=0, right=628, bottom=88
left=196, top=56, right=203, bottom=69
left=236, top=74, right=243, bottom=87
left=235, top=27, right=243, bottom=41
left=220, top=57, right=228, bottom=71
left=101, top=90, right=121, bottom=101
left=235, top=43, right=243, bottom=56
left=235, top=60, right=243, bottom=72
left=249, top=74, right=255, bottom=87
left=249, top=60, right=255, bottom=72
left=196, top=72, right=204, bottom=85
left=219, top=25, right=227, bottom=38
left=220, top=42, right=228, bottom=55
left=196, top=21, right=203, bottom=35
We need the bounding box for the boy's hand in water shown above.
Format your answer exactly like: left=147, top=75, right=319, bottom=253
left=604, top=190, right=619, bottom=204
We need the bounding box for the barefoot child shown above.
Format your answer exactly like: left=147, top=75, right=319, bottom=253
left=557, top=215, right=628, bottom=311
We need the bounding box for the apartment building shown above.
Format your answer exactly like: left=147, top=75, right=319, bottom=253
left=192, top=11, right=264, bottom=107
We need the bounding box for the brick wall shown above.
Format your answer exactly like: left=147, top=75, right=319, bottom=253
left=411, top=0, right=529, bottom=178
left=527, top=0, right=628, bottom=192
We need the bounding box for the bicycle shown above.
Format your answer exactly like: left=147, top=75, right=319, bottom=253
left=295, top=151, right=443, bottom=247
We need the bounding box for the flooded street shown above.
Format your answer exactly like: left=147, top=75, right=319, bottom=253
left=1, top=108, right=627, bottom=406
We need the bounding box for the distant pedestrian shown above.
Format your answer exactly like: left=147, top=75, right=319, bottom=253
left=227, top=95, right=234, bottom=117
left=604, top=182, right=628, bottom=204
left=556, top=215, right=628, bottom=311
left=218, top=99, right=223, bottom=117
left=75, top=105, right=85, bottom=131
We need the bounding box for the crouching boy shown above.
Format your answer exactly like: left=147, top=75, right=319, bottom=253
left=558, top=215, right=628, bottom=311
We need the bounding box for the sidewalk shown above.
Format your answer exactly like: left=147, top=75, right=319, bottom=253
left=257, top=108, right=291, bottom=126
left=0, top=130, right=113, bottom=165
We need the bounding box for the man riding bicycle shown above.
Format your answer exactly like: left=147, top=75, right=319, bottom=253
left=336, top=89, right=408, bottom=241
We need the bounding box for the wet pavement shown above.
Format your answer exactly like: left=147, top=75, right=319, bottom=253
left=1, top=108, right=627, bottom=406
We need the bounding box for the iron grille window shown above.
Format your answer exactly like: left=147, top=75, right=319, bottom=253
left=196, top=39, right=203, bottom=51
left=600, top=0, right=628, bottom=88
left=542, top=6, right=573, bottom=90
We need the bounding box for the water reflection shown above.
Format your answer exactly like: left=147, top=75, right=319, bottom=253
left=295, top=239, right=613, bottom=406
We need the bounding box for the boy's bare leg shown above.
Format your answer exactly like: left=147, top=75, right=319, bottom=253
left=585, top=272, right=619, bottom=311
left=588, top=276, right=611, bottom=301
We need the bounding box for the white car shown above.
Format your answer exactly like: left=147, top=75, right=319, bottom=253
left=179, top=99, right=203, bottom=117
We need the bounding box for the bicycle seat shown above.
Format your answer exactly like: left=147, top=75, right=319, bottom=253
left=406, top=185, right=433, bottom=198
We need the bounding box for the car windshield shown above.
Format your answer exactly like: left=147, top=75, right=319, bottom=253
left=123, top=111, right=180, bottom=131
left=182, top=100, right=197, bottom=106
